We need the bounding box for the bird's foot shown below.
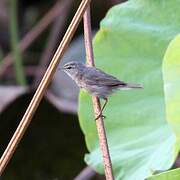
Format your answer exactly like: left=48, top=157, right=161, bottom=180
left=95, top=114, right=106, bottom=120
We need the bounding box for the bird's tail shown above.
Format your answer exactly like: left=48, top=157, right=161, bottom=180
left=120, top=83, right=143, bottom=90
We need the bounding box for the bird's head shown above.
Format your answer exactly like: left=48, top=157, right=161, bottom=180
left=61, top=61, right=85, bottom=80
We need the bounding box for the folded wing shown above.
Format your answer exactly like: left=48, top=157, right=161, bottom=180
left=83, top=67, right=126, bottom=87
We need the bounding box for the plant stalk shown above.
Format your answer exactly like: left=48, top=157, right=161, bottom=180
left=10, top=0, right=26, bottom=85
left=83, top=5, right=114, bottom=180
left=0, top=0, right=91, bottom=176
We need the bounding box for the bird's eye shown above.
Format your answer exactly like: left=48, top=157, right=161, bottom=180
left=66, top=66, right=72, bottom=69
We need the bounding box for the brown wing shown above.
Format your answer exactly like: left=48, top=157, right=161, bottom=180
left=83, top=67, right=126, bottom=87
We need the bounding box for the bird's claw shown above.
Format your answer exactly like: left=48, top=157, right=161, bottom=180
left=95, top=114, right=106, bottom=120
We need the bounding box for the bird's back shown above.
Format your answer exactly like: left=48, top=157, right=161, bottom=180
left=76, top=66, right=126, bottom=98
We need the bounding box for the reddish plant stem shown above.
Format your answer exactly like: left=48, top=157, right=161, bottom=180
left=83, top=5, right=114, bottom=180
left=0, top=0, right=91, bottom=176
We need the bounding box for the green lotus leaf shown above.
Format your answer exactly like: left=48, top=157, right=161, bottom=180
left=147, top=34, right=180, bottom=180
left=163, top=34, right=180, bottom=150
left=147, top=168, right=180, bottom=180
left=79, top=1, right=180, bottom=179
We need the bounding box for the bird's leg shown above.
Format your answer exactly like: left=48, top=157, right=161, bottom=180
left=95, top=98, right=108, bottom=120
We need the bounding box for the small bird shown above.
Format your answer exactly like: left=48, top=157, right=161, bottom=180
left=61, top=61, right=143, bottom=120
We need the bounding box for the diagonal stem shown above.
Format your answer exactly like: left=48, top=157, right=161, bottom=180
left=0, top=0, right=72, bottom=78
left=0, top=0, right=91, bottom=176
left=33, top=0, right=73, bottom=87
left=83, top=5, right=114, bottom=180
